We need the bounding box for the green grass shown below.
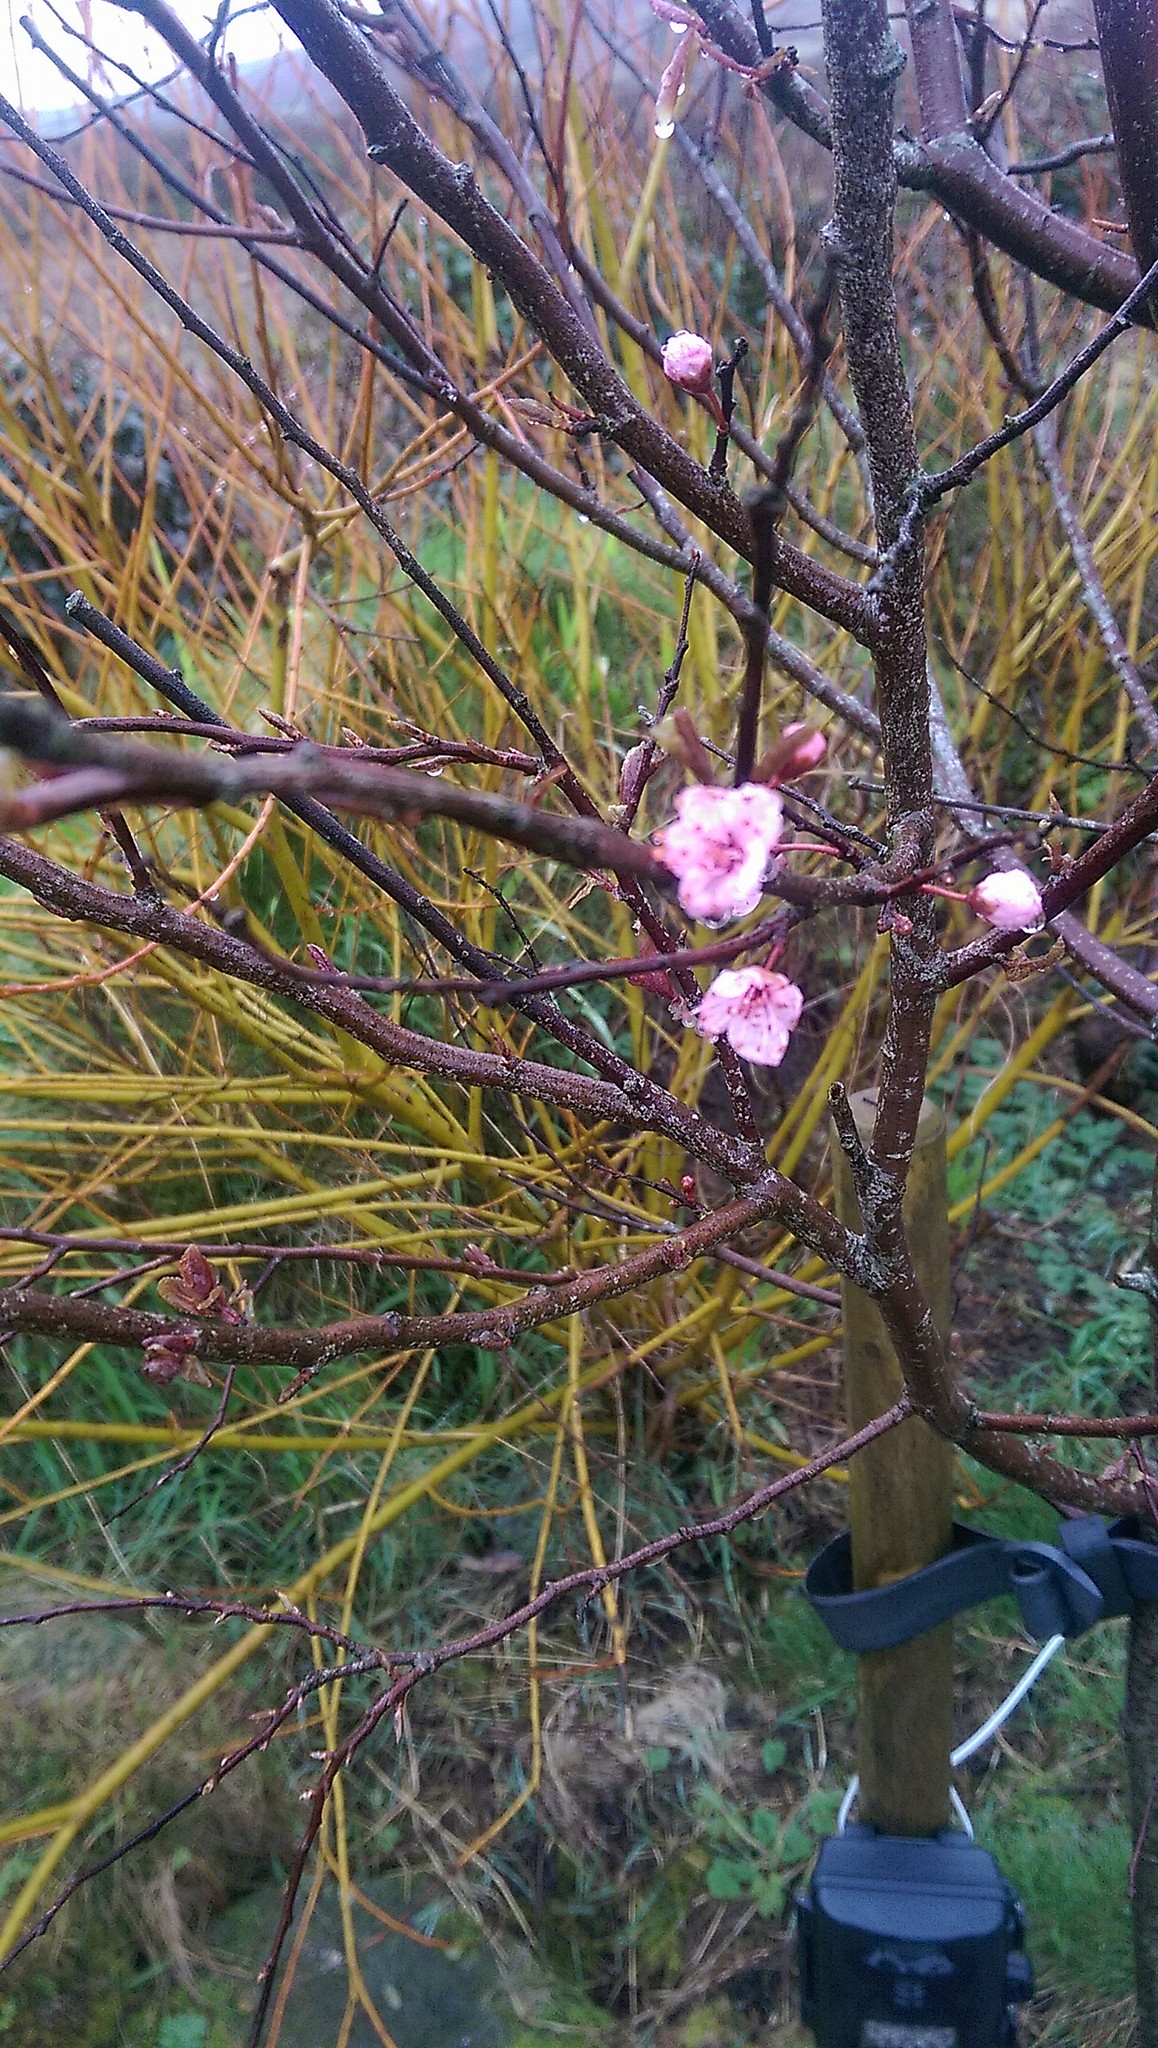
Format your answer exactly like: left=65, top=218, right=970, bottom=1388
left=944, top=1035, right=1154, bottom=1418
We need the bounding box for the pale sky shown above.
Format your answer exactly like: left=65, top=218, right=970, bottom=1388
left=1, top=1, right=295, bottom=111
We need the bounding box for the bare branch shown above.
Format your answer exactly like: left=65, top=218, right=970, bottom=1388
left=1032, top=409, right=1158, bottom=758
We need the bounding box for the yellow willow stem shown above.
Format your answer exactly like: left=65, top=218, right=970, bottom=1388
left=143, top=949, right=478, bottom=1164
left=0, top=1418, right=612, bottom=1456
left=0, top=1335, right=669, bottom=1953
left=567, top=1312, right=632, bottom=1735
left=687, top=576, right=719, bottom=711
left=1089, top=692, right=1130, bottom=936
left=925, top=977, right=1004, bottom=1088
left=339, top=1342, right=442, bottom=1640
left=0, top=1552, right=154, bottom=1601
left=710, top=1332, right=745, bottom=1449
left=0, top=1346, right=92, bottom=1454
left=300, top=1339, right=442, bottom=2007
left=563, top=517, right=596, bottom=762
left=58, top=1169, right=442, bottom=1244
left=948, top=1070, right=1158, bottom=1222
left=456, top=1410, right=569, bottom=1866
left=0, top=1268, right=158, bottom=1452
left=615, top=136, right=671, bottom=302
left=945, top=988, right=1078, bottom=1160
left=692, top=1402, right=849, bottom=1482
left=679, top=1328, right=836, bottom=1407
left=652, top=1267, right=745, bottom=1387
left=0, top=1452, right=167, bottom=1532
left=0, top=1806, right=75, bottom=1849
left=737, top=1329, right=837, bottom=1380
left=1024, top=1069, right=1158, bottom=1141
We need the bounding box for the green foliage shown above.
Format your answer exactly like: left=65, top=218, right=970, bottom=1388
left=983, top=1787, right=1133, bottom=2002
left=945, top=1038, right=1153, bottom=1414
left=697, top=1781, right=841, bottom=1919
left=155, top=2021, right=209, bottom=2048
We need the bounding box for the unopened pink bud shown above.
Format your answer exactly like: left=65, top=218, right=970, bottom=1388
left=779, top=723, right=827, bottom=776
left=967, top=871, right=1044, bottom=932
left=662, top=331, right=715, bottom=394
left=654, top=33, right=696, bottom=137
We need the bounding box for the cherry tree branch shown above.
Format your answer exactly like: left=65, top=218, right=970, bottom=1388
left=259, top=0, right=873, bottom=639
left=0, top=697, right=664, bottom=882
left=1091, top=0, right=1158, bottom=274
left=686, top=0, right=1148, bottom=318
left=870, top=244, right=1158, bottom=600
left=1031, top=408, right=1158, bottom=759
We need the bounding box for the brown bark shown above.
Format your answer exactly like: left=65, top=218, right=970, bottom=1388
left=688, top=0, right=1149, bottom=319
left=1128, top=1602, right=1158, bottom=2045
left=1093, top=0, right=1158, bottom=275
left=835, top=1095, right=954, bottom=1836
left=1126, top=1151, right=1158, bottom=2044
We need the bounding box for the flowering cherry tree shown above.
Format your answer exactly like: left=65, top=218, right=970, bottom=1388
left=0, top=0, right=1157, bottom=2035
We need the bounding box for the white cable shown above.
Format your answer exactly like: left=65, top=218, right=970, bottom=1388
left=836, top=1778, right=973, bottom=1840
left=950, top=1787, right=974, bottom=1839
left=950, top=1632, right=1066, bottom=1767
left=836, top=1632, right=1067, bottom=1834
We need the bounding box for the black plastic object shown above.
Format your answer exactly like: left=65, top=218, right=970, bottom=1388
left=796, top=1827, right=1033, bottom=2048
left=806, top=1514, right=1157, bottom=1652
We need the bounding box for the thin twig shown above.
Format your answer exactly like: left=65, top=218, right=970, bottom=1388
left=1008, top=134, right=1116, bottom=175
left=103, top=1363, right=238, bottom=1522
left=871, top=245, right=1158, bottom=597
left=243, top=1394, right=914, bottom=2044
left=1031, top=408, right=1158, bottom=757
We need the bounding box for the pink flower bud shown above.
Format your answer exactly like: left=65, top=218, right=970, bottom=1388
left=967, top=871, right=1045, bottom=932
left=661, top=330, right=715, bottom=396
left=695, top=967, right=804, bottom=1067
left=618, top=740, right=653, bottom=814
left=654, top=33, right=696, bottom=137
left=774, top=729, right=819, bottom=774
left=778, top=722, right=827, bottom=776
left=653, top=781, right=784, bottom=923
left=627, top=934, right=676, bottom=999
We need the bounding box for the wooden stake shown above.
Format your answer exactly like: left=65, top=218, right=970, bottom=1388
left=833, top=1091, right=954, bottom=1835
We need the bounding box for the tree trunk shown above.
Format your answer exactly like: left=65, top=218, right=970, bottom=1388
left=1091, top=0, right=1158, bottom=275
left=1126, top=1151, right=1158, bottom=2044
left=833, top=1093, right=954, bottom=1836
left=1129, top=1604, right=1158, bottom=2043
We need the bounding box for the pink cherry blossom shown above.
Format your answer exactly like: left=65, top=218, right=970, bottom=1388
left=654, top=781, right=783, bottom=922
left=967, top=871, right=1045, bottom=932
left=695, top=967, right=804, bottom=1066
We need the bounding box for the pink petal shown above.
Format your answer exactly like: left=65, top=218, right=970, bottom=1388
left=968, top=871, right=1044, bottom=932
left=654, top=782, right=783, bottom=923
left=695, top=967, right=804, bottom=1066
left=661, top=330, right=715, bottom=393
